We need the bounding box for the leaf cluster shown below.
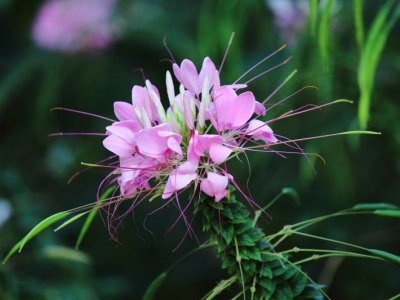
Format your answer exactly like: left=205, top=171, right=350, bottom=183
left=199, top=187, right=322, bottom=300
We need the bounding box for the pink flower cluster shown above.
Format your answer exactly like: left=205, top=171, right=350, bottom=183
left=32, top=0, right=118, bottom=52
left=103, top=58, right=278, bottom=202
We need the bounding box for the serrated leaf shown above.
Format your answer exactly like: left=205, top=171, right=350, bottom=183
left=258, top=277, right=273, bottom=291
left=260, top=264, right=273, bottom=278
left=3, top=211, right=71, bottom=264
left=374, top=209, right=400, bottom=218
left=211, top=218, right=221, bottom=233
left=273, top=282, right=294, bottom=299
left=288, top=271, right=308, bottom=297
left=282, top=266, right=298, bottom=280
left=235, top=222, right=253, bottom=235
left=247, top=247, right=262, bottom=262
left=239, top=247, right=250, bottom=260
left=221, top=256, right=236, bottom=269
left=142, top=272, right=167, bottom=300
left=243, top=259, right=257, bottom=274
left=369, top=249, right=400, bottom=265
left=248, top=228, right=264, bottom=241
left=236, top=233, right=255, bottom=246
left=352, top=202, right=399, bottom=210
left=273, top=265, right=288, bottom=277
left=221, top=223, right=234, bottom=245
left=221, top=206, right=233, bottom=219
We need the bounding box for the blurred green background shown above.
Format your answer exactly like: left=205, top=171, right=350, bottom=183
left=0, top=0, right=399, bottom=299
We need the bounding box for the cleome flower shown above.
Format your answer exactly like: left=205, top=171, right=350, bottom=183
left=101, top=56, right=279, bottom=206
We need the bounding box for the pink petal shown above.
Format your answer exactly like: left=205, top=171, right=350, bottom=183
left=198, top=57, right=216, bottom=91
left=114, top=101, right=136, bottom=121
left=200, top=172, right=229, bottom=202
left=227, top=91, right=255, bottom=129
left=180, top=59, right=200, bottom=94
left=209, top=142, right=232, bottom=163
left=246, top=119, right=278, bottom=143
left=162, top=161, right=198, bottom=199
left=106, top=120, right=142, bottom=144
left=103, top=134, right=134, bottom=157
left=172, top=63, right=184, bottom=85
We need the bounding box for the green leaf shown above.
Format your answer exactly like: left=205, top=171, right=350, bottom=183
left=221, top=223, right=234, bottom=245
left=282, top=187, right=300, bottom=205
left=221, top=206, right=233, bottom=219
left=353, top=0, right=365, bottom=53
left=318, top=0, right=334, bottom=70
left=247, top=247, right=262, bottom=262
left=273, top=282, right=294, bottom=299
left=2, top=211, right=71, bottom=264
left=243, top=259, right=257, bottom=274
left=282, top=266, right=298, bottom=280
left=288, top=271, right=308, bottom=297
left=142, top=272, right=167, bottom=300
left=236, top=233, right=255, bottom=247
left=258, top=277, right=273, bottom=291
left=260, top=264, right=273, bottom=278
left=352, top=202, right=399, bottom=210
left=374, top=210, right=400, bottom=218
left=235, top=222, right=253, bottom=235
left=41, top=245, right=91, bottom=264
left=76, top=186, right=115, bottom=249
left=54, top=212, right=89, bottom=232
left=309, top=0, right=319, bottom=36
left=358, top=0, right=400, bottom=129
left=369, top=249, right=400, bottom=265
left=221, top=256, right=236, bottom=269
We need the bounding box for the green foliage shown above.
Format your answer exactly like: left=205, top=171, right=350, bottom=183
left=199, top=187, right=322, bottom=299
left=318, top=0, right=334, bottom=69
left=2, top=211, right=71, bottom=264
left=357, top=0, right=400, bottom=129
left=353, top=0, right=365, bottom=52
left=352, top=202, right=399, bottom=210
left=309, top=0, right=319, bottom=36
left=373, top=209, right=400, bottom=218
left=76, top=186, right=115, bottom=249
left=368, top=249, right=400, bottom=265
left=142, top=272, right=168, bottom=300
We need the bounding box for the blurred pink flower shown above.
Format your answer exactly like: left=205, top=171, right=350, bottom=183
left=32, top=0, right=118, bottom=52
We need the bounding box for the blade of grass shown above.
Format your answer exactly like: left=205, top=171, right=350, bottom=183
left=2, top=211, right=71, bottom=264
left=353, top=0, right=364, bottom=53
left=310, top=0, right=319, bottom=36
left=357, top=0, right=400, bottom=129
left=318, top=0, right=334, bottom=70
left=75, top=186, right=115, bottom=249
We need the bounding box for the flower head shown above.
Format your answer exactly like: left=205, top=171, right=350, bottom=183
left=100, top=56, right=282, bottom=206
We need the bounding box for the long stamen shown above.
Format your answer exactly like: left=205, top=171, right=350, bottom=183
left=51, top=107, right=116, bottom=123
left=219, top=32, right=236, bottom=73
left=262, top=69, right=299, bottom=105
left=244, top=55, right=293, bottom=86
left=163, top=35, right=176, bottom=64
left=267, top=99, right=353, bottom=124
left=233, top=44, right=287, bottom=84
left=48, top=132, right=108, bottom=137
